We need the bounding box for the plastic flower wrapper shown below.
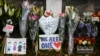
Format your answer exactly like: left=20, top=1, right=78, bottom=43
left=58, top=13, right=66, bottom=43
left=65, top=6, right=80, bottom=55
left=19, top=0, right=30, bottom=38
left=39, top=10, right=59, bottom=35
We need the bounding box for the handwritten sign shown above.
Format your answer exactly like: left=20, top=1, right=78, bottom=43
left=39, top=34, right=61, bottom=50
left=4, top=38, right=26, bottom=55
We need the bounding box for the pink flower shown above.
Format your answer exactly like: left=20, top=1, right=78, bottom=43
left=44, top=10, right=51, bottom=17
left=59, top=13, right=65, bottom=17
left=28, top=16, right=32, bottom=20
left=32, top=15, right=39, bottom=21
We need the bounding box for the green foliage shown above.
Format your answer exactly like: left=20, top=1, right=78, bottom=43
left=0, top=0, right=21, bottom=27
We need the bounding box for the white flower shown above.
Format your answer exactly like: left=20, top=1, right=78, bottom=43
left=92, top=17, right=99, bottom=22
left=4, top=3, right=8, bottom=13
left=65, top=6, right=70, bottom=15
left=72, top=12, right=76, bottom=20
left=8, top=8, right=15, bottom=16
left=83, top=12, right=93, bottom=16
left=82, top=40, right=87, bottom=45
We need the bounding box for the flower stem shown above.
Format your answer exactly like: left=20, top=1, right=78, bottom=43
left=0, top=35, right=7, bottom=53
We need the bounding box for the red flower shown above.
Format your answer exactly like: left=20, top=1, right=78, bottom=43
left=92, top=13, right=97, bottom=17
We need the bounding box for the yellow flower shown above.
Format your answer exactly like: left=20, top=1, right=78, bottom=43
left=8, top=8, right=15, bottom=17
left=78, top=40, right=82, bottom=44
left=16, top=9, right=21, bottom=18
left=4, top=3, right=8, bottom=13
left=32, top=6, right=39, bottom=14
left=0, top=0, right=3, bottom=6
left=87, top=41, right=91, bottom=45
left=40, top=6, right=44, bottom=16
left=32, top=6, right=44, bottom=16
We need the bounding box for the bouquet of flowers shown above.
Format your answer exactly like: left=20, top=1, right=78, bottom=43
left=28, top=1, right=44, bottom=41
left=28, top=12, right=39, bottom=42
left=74, top=12, right=98, bottom=53
left=65, top=6, right=80, bottom=55
left=0, top=0, right=21, bottom=54
left=0, top=0, right=21, bottom=27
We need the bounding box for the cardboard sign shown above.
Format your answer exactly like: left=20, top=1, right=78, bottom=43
left=4, top=38, right=26, bottom=55
left=39, top=34, right=61, bottom=50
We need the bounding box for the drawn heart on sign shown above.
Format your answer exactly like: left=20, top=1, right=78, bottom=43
left=53, top=42, right=61, bottom=48
left=52, top=41, right=61, bottom=52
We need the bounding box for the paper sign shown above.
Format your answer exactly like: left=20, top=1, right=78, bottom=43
left=4, top=38, right=26, bottom=55
left=39, top=34, right=61, bottom=50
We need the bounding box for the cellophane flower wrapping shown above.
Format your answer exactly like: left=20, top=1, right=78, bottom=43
left=65, top=6, right=80, bottom=55
left=59, top=13, right=66, bottom=43
left=19, top=0, right=30, bottom=38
